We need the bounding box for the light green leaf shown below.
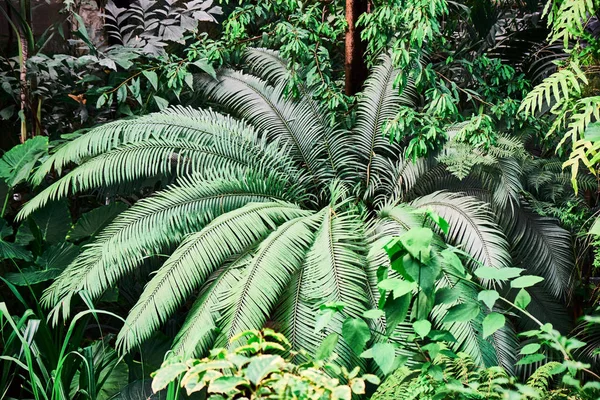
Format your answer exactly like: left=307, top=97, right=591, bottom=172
left=413, top=320, right=431, bottom=339
left=207, top=376, right=246, bottom=394
left=443, top=302, right=480, bottom=324
left=366, top=343, right=396, bottom=375
left=153, top=95, right=169, bottom=111
left=316, top=333, right=339, bottom=360
left=245, top=355, right=284, bottom=385
left=142, top=70, right=159, bottom=90
left=477, top=290, right=499, bottom=311
left=516, top=353, right=545, bottom=365
left=400, top=227, right=433, bottom=262
left=520, top=343, right=541, bottom=355
left=362, top=309, right=384, bottom=319
left=482, top=312, right=505, bottom=338
left=378, top=278, right=417, bottom=299
left=151, top=363, right=187, bottom=393
left=474, top=267, right=524, bottom=281
left=510, top=276, right=544, bottom=289
left=514, top=289, right=531, bottom=309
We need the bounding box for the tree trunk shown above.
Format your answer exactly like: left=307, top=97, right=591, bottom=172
left=345, top=0, right=368, bottom=95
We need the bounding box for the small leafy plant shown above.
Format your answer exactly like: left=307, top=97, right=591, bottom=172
left=152, top=329, right=378, bottom=399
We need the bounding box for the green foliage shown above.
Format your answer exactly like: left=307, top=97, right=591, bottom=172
left=0, top=296, right=128, bottom=400
left=17, top=52, right=575, bottom=375
left=152, top=329, right=377, bottom=399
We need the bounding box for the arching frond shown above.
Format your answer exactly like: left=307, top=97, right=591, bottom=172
left=296, top=208, right=370, bottom=368
left=243, top=47, right=290, bottom=85
left=352, top=55, right=402, bottom=195
left=172, top=251, right=252, bottom=357
left=225, top=214, right=321, bottom=344
left=500, top=204, right=573, bottom=300
left=241, top=48, right=355, bottom=181
left=32, top=107, right=255, bottom=185
left=382, top=155, right=438, bottom=207
left=196, top=70, right=333, bottom=184
left=116, top=201, right=312, bottom=352
left=411, top=191, right=512, bottom=272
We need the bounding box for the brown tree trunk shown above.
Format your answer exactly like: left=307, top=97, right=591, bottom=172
left=345, top=0, right=368, bottom=95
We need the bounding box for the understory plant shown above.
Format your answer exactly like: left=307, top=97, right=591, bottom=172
left=15, top=49, right=576, bottom=375
left=151, top=329, right=377, bottom=399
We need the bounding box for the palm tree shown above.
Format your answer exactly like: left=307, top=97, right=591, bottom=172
left=19, top=49, right=573, bottom=373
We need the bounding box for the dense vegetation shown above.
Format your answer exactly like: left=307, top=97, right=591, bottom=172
left=1, top=0, right=600, bottom=398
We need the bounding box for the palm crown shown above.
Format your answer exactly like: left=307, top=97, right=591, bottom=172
left=20, top=49, right=573, bottom=373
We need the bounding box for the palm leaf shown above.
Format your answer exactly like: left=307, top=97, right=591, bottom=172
left=410, top=191, right=512, bottom=272
left=116, top=201, right=312, bottom=352
left=225, top=213, right=321, bottom=344
left=42, top=172, right=301, bottom=313
left=31, top=107, right=255, bottom=185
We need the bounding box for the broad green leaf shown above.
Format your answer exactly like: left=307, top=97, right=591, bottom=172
left=245, top=355, right=284, bottom=385
left=378, top=278, right=417, bottom=298
left=520, top=343, right=541, bottom=355
left=413, top=320, right=431, bottom=339
left=192, top=59, right=217, bottom=79
left=400, top=227, right=433, bottom=262
left=315, top=309, right=335, bottom=333
left=440, top=249, right=465, bottom=276
left=477, top=290, right=499, bottom=311
left=117, top=85, right=128, bottom=103
left=151, top=363, right=187, bottom=392
left=474, top=267, right=523, bottom=281
left=316, top=333, right=338, bottom=360
left=207, top=376, right=246, bottom=394
left=363, top=343, right=396, bottom=375
left=511, top=276, right=544, bottom=289
left=68, top=203, right=128, bottom=241
left=0, top=136, right=47, bottom=187
left=385, top=293, right=411, bottom=335
left=0, top=220, right=31, bottom=261
left=435, top=287, right=460, bottom=305
left=589, top=217, right=600, bottom=236
left=154, top=95, right=169, bottom=110
left=342, top=318, right=371, bottom=355
left=421, top=342, right=441, bottom=359
left=428, top=330, right=457, bottom=343
left=443, top=302, right=480, bottom=324
left=514, top=289, right=531, bottom=309
left=482, top=312, right=505, bottom=338
left=425, top=210, right=449, bottom=235
left=31, top=201, right=71, bottom=244
left=362, top=309, right=384, bottom=319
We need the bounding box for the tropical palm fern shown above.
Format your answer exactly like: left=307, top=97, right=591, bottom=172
left=19, top=49, right=574, bottom=373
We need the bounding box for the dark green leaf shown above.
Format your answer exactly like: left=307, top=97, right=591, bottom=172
left=342, top=318, right=371, bottom=355
left=443, top=302, right=480, bottom=324
left=316, top=333, right=338, bottom=360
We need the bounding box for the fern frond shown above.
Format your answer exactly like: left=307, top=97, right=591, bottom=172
left=518, top=62, right=587, bottom=116
left=352, top=54, right=404, bottom=196
left=171, top=253, right=251, bottom=357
